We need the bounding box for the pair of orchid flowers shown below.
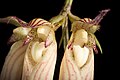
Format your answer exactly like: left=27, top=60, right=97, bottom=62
left=0, top=1, right=110, bottom=79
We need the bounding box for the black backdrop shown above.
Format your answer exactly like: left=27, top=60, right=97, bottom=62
left=0, top=0, right=117, bottom=80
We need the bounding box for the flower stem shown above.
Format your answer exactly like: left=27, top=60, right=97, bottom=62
left=49, top=0, right=75, bottom=49
left=59, top=0, right=73, bottom=15
left=49, top=0, right=73, bottom=31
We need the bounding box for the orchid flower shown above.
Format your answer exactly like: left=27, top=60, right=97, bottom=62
left=0, top=17, right=57, bottom=80
left=59, top=9, right=110, bottom=80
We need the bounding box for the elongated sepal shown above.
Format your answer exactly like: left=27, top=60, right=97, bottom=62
left=94, top=35, right=103, bottom=54
left=0, top=40, right=28, bottom=80
left=0, top=16, right=27, bottom=27
left=90, top=9, right=110, bottom=25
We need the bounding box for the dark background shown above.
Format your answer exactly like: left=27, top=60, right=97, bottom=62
left=0, top=0, right=117, bottom=80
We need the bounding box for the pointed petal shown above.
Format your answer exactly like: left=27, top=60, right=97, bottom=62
left=89, top=33, right=103, bottom=54
left=0, top=16, right=27, bottom=27
left=94, top=35, right=103, bottom=53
